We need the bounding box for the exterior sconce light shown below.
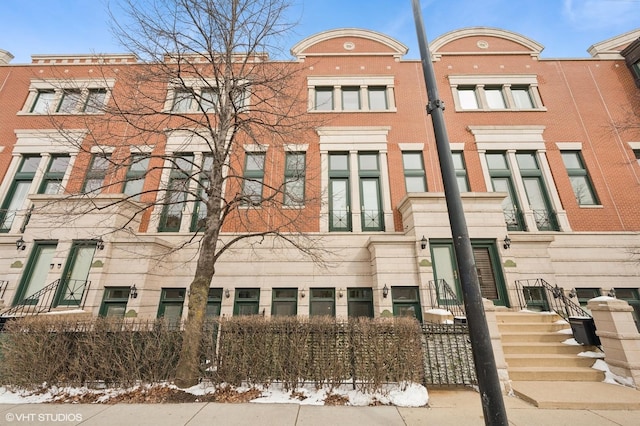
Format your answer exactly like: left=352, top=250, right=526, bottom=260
left=129, top=284, right=138, bottom=299
left=16, top=237, right=26, bottom=251
left=225, top=289, right=230, bottom=298
left=607, top=289, right=616, bottom=298
left=382, top=284, right=389, bottom=298
left=300, top=289, right=305, bottom=298
left=95, top=237, right=105, bottom=250
left=420, top=236, right=427, bottom=250
left=503, top=236, right=511, bottom=250
left=568, top=288, right=576, bottom=299
left=338, top=289, right=343, bottom=298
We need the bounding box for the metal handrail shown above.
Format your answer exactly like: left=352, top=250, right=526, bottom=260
left=0, top=278, right=91, bottom=319
left=514, top=278, right=592, bottom=320
left=428, top=279, right=466, bottom=320
left=0, top=280, right=8, bottom=299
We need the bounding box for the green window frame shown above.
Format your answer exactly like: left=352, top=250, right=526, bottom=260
left=191, top=155, right=212, bottom=232
left=1, top=156, right=40, bottom=233
left=329, top=153, right=351, bottom=231
left=123, top=154, right=150, bottom=201
left=574, top=288, right=601, bottom=307
left=284, top=152, right=306, bottom=207
left=402, top=151, right=426, bottom=193
left=272, top=288, right=298, bottom=316
left=561, top=151, right=599, bottom=206
left=234, top=288, right=260, bottom=316
left=315, top=86, right=333, bottom=111
left=39, top=155, right=70, bottom=195
left=159, top=154, right=194, bottom=232
left=157, top=288, right=186, bottom=327
left=613, top=288, right=640, bottom=331
left=30, top=89, right=56, bottom=113
left=241, top=152, right=265, bottom=206
left=516, top=152, right=559, bottom=231
left=486, top=152, right=526, bottom=231
left=206, top=288, right=223, bottom=317
left=83, top=88, right=107, bottom=113
left=309, top=288, right=335, bottom=317
left=452, top=152, right=469, bottom=192
left=56, top=89, right=82, bottom=113
left=82, top=154, right=111, bottom=194
left=99, top=287, right=130, bottom=318
left=359, top=152, right=384, bottom=231
left=347, top=287, right=373, bottom=318
left=391, top=286, right=422, bottom=322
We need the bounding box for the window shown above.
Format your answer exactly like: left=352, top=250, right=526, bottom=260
left=402, top=152, right=426, bottom=193
left=57, top=89, right=82, bottom=113
left=284, top=152, right=306, bottom=206
left=191, top=155, right=212, bottom=232
left=486, top=153, right=525, bottom=231
left=123, top=155, right=150, bottom=201
left=347, top=288, right=373, bottom=318
left=368, top=86, right=388, bottom=110
left=613, top=288, right=640, bottom=332
left=241, top=152, right=265, bottom=206
left=201, top=88, right=219, bottom=112
left=342, top=86, right=360, bottom=110
left=157, top=288, right=186, bottom=327
left=512, top=86, right=534, bottom=109
left=99, top=287, right=130, bottom=318
left=561, top=151, right=598, bottom=206
left=391, top=286, right=422, bottom=322
left=159, top=154, right=193, bottom=232
left=329, top=153, right=350, bottom=231
left=82, top=154, right=111, bottom=194
left=457, top=87, right=479, bottom=109
left=171, top=89, right=193, bottom=112
left=309, top=288, right=335, bottom=317
left=83, top=89, right=107, bottom=113
left=206, top=288, right=223, bottom=317
left=30, top=90, right=56, bottom=113
left=0, top=156, right=40, bottom=232
left=315, top=87, right=334, bottom=111
left=516, top=152, right=558, bottom=231
left=574, top=288, right=601, bottom=307
left=272, top=288, right=297, bottom=316
left=39, top=155, right=70, bottom=195
left=359, top=153, right=384, bottom=231
left=635, top=150, right=640, bottom=166
left=484, top=86, right=506, bottom=109
left=452, top=152, right=469, bottom=192
left=450, top=75, right=544, bottom=111
left=234, top=288, right=260, bottom=315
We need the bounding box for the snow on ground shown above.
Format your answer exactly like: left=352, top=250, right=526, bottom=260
left=562, top=338, right=581, bottom=345
left=556, top=328, right=573, bottom=335
left=0, top=382, right=429, bottom=407
left=591, top=359, right=636, bottom=388
left=578, top=351, right=605, bottom=359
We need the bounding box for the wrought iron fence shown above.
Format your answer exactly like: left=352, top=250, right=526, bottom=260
left=421, top=323, right=477, bottom=387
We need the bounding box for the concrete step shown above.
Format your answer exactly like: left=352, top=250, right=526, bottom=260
left=500, top=332, right=569, bottom=343
left=511, top=381, right=640, bottom=409
left=508, top=366, right=604, bottom=382
left=505, top=353, right=596, bottom=368
left=496, top=311, right=561, bottom=323
left=497, top=322, right=569, bottom=333
left=502, top=342, right=589, bottom=355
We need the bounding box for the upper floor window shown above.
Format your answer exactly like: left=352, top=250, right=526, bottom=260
left=123, top=155, right=150, bottom=201
left=171, top=89, right=193, bottom=113
left=308, top=76, right=395, bottom=112
left=402, top=152, right=426, bottom=192
left=561, top=151, right=598, bottom=206
left=159, top=154, right=194, bottom=232
left=284, top=152, right=306, bottom=207
left=452, top=152, right=470, bottom=192
left=0, top=156, right=40, bottom=233
left=167, top=81, right=250, bottom=114
left=241, top=152, right=266, bottom=206
left=39, top=155, right=70, bottom=195
left=23, top=79, right=113, bottom=115
left=83, top=154, right=111, bottom=194
left=449, top=75, right=545, bottom=112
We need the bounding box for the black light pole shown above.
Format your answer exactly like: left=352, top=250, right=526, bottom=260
left=411, top=1, right=508, bottom=424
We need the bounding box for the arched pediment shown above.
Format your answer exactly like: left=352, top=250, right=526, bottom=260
left=430, top=27, right=544, bottom=58
left=291, top=28, right=408, bottom=60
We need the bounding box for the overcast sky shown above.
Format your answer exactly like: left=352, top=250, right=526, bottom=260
left=1, top=0, right=639, bottom=63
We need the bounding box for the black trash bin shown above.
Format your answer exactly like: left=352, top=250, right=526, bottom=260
left=568, top=317, right=601, bottom=346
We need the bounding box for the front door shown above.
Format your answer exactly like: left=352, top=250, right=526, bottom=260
left=55, top=241, right=96, bottom=306
left=13, top=241, right=57, bottom=305
left=431, top=240, right=509, bottom=307
left=431, top=243, right=462, bottom=303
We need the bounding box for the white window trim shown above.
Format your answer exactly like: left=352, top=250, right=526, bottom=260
left=470, top=125, right=570, bottom=232
left=308, top=76, right=396, bottom=112
left=20, top=78, right=114, bottom=115
left=164, top=78, right=251, bottom=113
left=318, top=126, right=392, bottom=232
left=449, top=74, right=545, bottom=112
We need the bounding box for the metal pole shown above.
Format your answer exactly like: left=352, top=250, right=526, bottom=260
left=410, top=1, right=509, bottom=424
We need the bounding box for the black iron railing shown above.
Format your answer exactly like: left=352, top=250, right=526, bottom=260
left=0, top=279, right=91, bottom=319
left=532, top=209, right=559, bottom=231
left=428, top=279, right=466, bottom=320
left=0, top=280, right=8, bottom=300
left=421, top=323, right=477, bottom=387
left=514, top=278, right=592, bottom=321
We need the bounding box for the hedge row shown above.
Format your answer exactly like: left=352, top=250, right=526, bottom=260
left=0, top=316, right=424, bottom=392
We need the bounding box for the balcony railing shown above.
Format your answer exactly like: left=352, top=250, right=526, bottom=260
left=532, top=209, right=559, bottom=231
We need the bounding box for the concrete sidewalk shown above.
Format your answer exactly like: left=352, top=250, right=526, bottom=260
left=0, top=389, right=637, bottom=426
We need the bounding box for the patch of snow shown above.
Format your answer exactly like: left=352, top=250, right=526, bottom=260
left=42, top=309, right=86, bottom=315
left=589, top=296, right=616, bottom=302
left=556, top=328, right=573, bottom=335
left=388, top=383, right=428, bottom=407
left=424, top=308, right=452, bottom=316
left=562, top=338, right=582, bottom=345
left=591, top=360, right=636, bottom=388
left=578, top=351, right=605, bottom=359
left=443, top=320, right=454, bottom=324
left=554, top=319, right=569, bottom=325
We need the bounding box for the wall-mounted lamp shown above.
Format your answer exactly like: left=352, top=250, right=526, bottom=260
left=129, top=284, right=138, bottom=299
left=338, top=289, right=343, bottom=298
left=503, top=235, right=511, bottom=250
left=568, top=288, right=577, bottom=299
left=16, top=237, right=26, bottom=251
left=300, top=289, right=305, bottom=298
left=225, top=289, right=230, bottom=298
left=95, top=237, right=105, bottom=250
left=382, top=284, right=389, bottom=298
left=420, top=236, right=428, bottom=250
left=607, top=288, right=616, bottom=298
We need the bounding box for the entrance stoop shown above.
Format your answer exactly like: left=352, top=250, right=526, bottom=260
left=496, top=311, right=638, bottom=409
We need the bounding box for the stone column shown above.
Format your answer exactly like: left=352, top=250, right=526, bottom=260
left=482, top=298, right=511, bottom=393
left=588, top=297, right=640, bottom=388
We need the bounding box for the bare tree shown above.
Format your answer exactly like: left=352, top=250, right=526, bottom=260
left=38, top=0, right=325, bottom=387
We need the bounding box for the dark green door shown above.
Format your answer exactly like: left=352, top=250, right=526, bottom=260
left=55, top=241, right=96, bottom=306
left=13, top=241, right=57, bottom=305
